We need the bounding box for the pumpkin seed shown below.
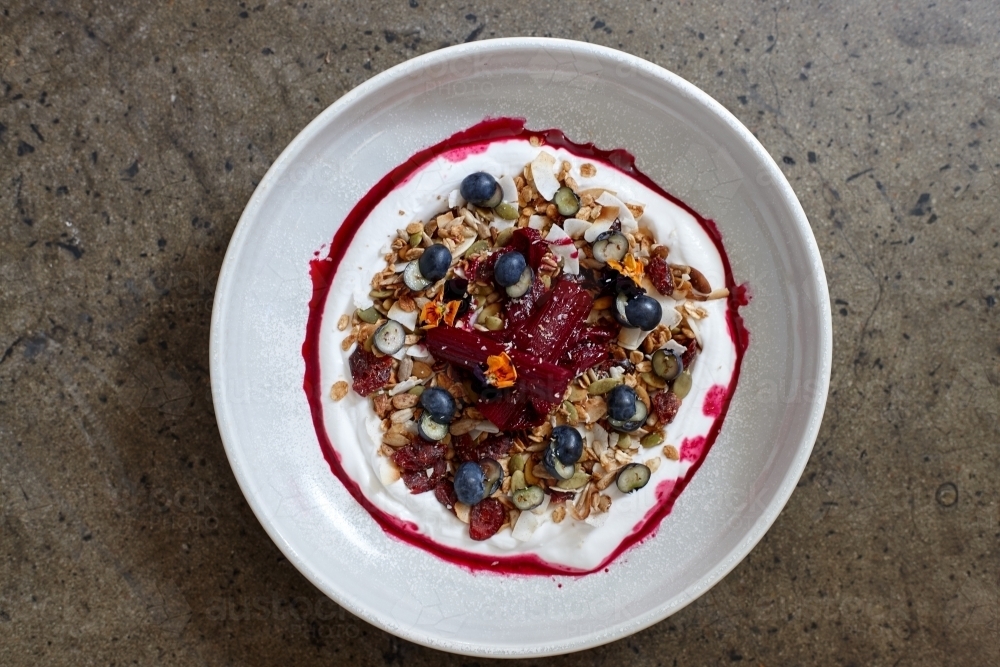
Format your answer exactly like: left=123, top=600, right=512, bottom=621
left=369, top=289, right=394, bottom=299
left=463, top=239, right=489, bottom=259
left=616, top=434, right=632, bottom=450
left=587, top=377, right=623, bottom=395
left=672, top=371, right=693, bottom=399
left=509, top=452, right=529, bottom=473
left=495, top=227, right=515, bottom=247
left=641, top=371, right=667, bottom=389
left=356, top=306, right=381, bottom=324
left=495, top=202, right=519, bottom=220
left=409, top=232, right=422, bottom=247
left=640, top=432, right=664, bottom=448
left=556, top=469, right=590, bottom=490
left=407, top=385, right=425, bottom=396
left=511, top=470, right=526, bottom=492
left=562, top=401, right=579, bottom=424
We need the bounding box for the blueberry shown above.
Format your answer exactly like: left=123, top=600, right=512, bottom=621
left=460, top=172, right=503, bottom=208
left=453, top=461, right=486, bottom=505
left=606, top=384, right=637, bottom=422
left=542, top=445, right=575, bottom=480
left=551, top=425, right=583, bottom=465
left=493, top=251, right=526, bottom=287
left=624, top=294, right=662, bottom=330
left=479, top=458, right=503, bottom=497
left=418, top=243, right=452, bottom=282
left=420, top=387, right=456, bottom=423
left=453, top=458, right=503, bottom=505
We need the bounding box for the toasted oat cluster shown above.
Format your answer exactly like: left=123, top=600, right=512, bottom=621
left=334, top=150, right=729, bottom=542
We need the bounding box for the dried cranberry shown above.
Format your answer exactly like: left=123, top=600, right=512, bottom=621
left=434, top=479, right=458, bottom=512
left=547, top=490, right=575, bottom=505
left=402, top=458, right=448, bottom=494
left=681, top=340, right=700, bottom=368
left=391, top=442, right=445, bottom=472
left=348, top=347, right=392, bottom=396
left=652, top=390, right=682, bottom=425
left=477, top=435, right=513, bottom=461
left=647, top=255, right=674, bottom=296
left=468, top=498, right=506, bottom=541
left=451, top=434, right=479, bottom=462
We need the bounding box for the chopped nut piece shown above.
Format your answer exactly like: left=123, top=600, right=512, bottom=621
left=551, top=505, right=566, bottom=523
left=580, top=163, right=597, bottom=178
left=449, top=418, right=478, bottom=436
left=337, top=314, right=351, bottom=331
left=663, top=445, right=680, bottom=461
left=391, top=393, right=418, bottom=409
left=382, top=432, right=410, bottom=447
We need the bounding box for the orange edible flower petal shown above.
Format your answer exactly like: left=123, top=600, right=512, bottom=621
left=485, top=351, right=517, bottom=389
left=607, top=253, right=644, bottom=286
left=420, top=301, right=443, bottom=328
left=443, top=300, right=462, bottom=326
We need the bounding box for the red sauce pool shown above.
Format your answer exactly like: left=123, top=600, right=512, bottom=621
left=302, top=118, right=749, bottom=576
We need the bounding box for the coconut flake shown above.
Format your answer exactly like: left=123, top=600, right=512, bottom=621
left=563, top=218, right=591, bottom=239
left=591, top=425, right=609, bottom=458
left=596, top=192, right=637, bottom=233
left=498, top=174, right=518, bottom=203
left=530, top=152, right=560, bottom=201
left=448, top=188, right=465, bottom=209
left=387, top=302, right=418, bottom=331
left=545, top=224, right=579, bottom=274
left=406, top=343, right=430, bottom=357
left=583, top=220, right=614, bottom=243
left=452, top=233, right=478, bottom=257
left=531, top=493, right=551, bottom=516
left=511, top=508, right=542, bottom=541
left=489, top=217, right=516, bottom=231
left=379, top=459, right=401, bottom=485
left=617, top=326, right=650, bottom=351
left=661, top=304, right=683, bottom=329
left=528, top=214, right=548, bottom=230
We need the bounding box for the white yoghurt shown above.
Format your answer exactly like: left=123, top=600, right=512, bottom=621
left=319, top=140, right=737, bottom=571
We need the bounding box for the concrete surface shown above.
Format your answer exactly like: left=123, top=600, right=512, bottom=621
left=1, top=0, right=997, bottom=664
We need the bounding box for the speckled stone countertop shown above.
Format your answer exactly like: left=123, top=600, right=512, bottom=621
left=1, top=1, right=997, bottom=664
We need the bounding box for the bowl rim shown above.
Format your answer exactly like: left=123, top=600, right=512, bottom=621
left=210, top=36, right=832, bottom=657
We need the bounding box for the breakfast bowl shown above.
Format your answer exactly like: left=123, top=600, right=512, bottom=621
left=210, top=37, right=831, bottom=657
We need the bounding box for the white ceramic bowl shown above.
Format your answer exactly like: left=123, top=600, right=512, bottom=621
left=210, top=38, right=831, bottom=657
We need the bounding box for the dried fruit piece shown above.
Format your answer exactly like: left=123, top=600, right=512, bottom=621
left=468, top=497, right=505, bottom=541
left=434, top=479, right=458, bottom=512
left=349, top=347, right=392, bottom=396
left=391, top=442, right=446, bottom=472
left=402, top=458, right=447, bottom=494
left=652, top=390, right=682, bottom=425
left=647, top=255, right=674, bottom=296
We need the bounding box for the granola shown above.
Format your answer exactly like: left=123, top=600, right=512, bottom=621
left=335, top=152, right=726, bottom=542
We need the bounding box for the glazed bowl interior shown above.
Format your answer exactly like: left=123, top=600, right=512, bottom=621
left=210, top=38, right=831, bottom=657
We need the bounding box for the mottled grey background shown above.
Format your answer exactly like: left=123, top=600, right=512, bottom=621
left=1, top=1, right=997, bottom=665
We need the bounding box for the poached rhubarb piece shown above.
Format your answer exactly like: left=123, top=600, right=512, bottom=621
left=424, top=278, right=606, bottom=430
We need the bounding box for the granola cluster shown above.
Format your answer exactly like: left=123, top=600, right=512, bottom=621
left=333, top=148, right=729, bottom=541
